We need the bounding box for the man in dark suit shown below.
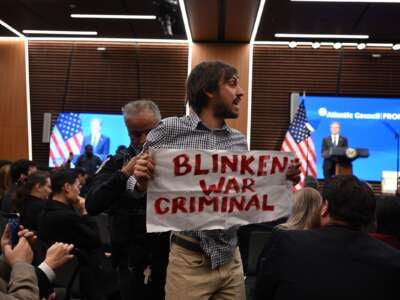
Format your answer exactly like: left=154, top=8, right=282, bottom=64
left=254, top=175, right=400, bottom=300
left=81, top=118, right=110, bottom=159
left=321, top=121, right=348, bottom=179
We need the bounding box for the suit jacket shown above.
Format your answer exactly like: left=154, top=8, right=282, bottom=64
left=322, top=135, right=348, bottom=168
left=81, top=134, right=110, bottom=156
left=0, top=260, right=39, bottom=300
left=254, top=225, right=400, bottom=300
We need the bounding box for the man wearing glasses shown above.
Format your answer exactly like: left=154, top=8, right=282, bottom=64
left=85, top=100, right=169, bottom=300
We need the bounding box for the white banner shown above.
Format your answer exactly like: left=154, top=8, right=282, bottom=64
left=147, top=149, right=294, bottom=232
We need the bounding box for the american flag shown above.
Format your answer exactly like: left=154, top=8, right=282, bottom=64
left=49, top=113, right=84, bottom=167
left=281, top=101, right=317, bottom=190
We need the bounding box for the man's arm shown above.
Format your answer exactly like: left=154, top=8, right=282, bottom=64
left=342, top=137, right=348, bottom=147
left=85, top=158, right=130, bottom=215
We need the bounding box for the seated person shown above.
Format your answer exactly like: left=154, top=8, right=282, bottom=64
left=38, top=169, right=101, bottom=251
left=38, top=169, right=113, bottom=300
left=254, top=175, right=400, bottom=300
left=0, top=224, right=73, bottom=299
left=279, top=187, right=322, bottom=230
left=370, top=195, right=400, bottom=249
left=13, top=171, right=51, bottom=231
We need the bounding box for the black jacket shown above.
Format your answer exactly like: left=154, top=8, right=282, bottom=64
left=20, top=195, right=46, bottom=232
left=38, top=199, right=101, bottom=251
left=254, top=225, right=400, bottom=300
left=85, top=146, right=161, bottom=265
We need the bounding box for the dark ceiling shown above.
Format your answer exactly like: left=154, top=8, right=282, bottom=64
left=258, top=1, right=400, bottom=43
left=1, top=0, right=400, bottom=43
left=0, top=0, right=186, bottom=39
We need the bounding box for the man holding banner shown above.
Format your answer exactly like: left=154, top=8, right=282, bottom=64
left=132, top=60, right=301, bottom=300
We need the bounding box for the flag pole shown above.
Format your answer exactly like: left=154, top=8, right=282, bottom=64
left=302, top=90, right=309, bottom=178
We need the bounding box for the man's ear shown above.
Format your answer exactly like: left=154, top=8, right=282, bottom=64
left=320, top=200, right=329, bottom=217
left=204, top=89, right=214, bottom=100
left=63, top=182, right=71, bottom=194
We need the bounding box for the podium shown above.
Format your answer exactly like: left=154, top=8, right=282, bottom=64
left=327, top=147, right=369, bottom=176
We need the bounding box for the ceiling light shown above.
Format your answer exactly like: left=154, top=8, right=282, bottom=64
left=71, top=14, right=156, bottom=20
left=291, top=0, right=400, bottom=3
left=312, top=42, right=320, bottom=49
left=333, top=42, right=342, bottom=49
left=393, top=44, right=400, bottom=50
left=0, top=19, right=24, bottom=37
left=96, top=47, right=106, bottom=51
left=275, top=33, right=369, bottom=39
left=179, top=0, right=192, bottom=42
left=23, top=30, right=98, bottom=36
left=289, top=41, right=297, bottom=48
left=357, top=43, right=366, bottom=50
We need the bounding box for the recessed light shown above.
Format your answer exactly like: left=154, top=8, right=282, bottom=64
left=289, top=41, right=297, bottom=48
left=275, top=33, right=369, bottom=39
left=96, top=47, right=106, bottom=51
left=393, top=44, right=400, bottom=50
left=357, top=43, right=366, bottom=50
left=70, top=14, right=157, bottom=20
left=312, top=42, right=320, bottom=49
left=23, top=30, right=98, bottom=36
left=333, top=42, right=342, bottom=49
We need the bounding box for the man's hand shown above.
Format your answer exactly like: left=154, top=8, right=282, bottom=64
left=121, top=156, right=138, bottom=177
left=76, top=196, right=87, bottom=215
left=44, top=242, right=74, bottom=270
left=1, top=225, right=33, bottom=267
left=133, top=153, right=155, bottom=192
left=287, top=158, right=301, bottom=185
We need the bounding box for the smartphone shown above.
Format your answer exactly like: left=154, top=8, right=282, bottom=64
left=7, top=213, right=20, bottom=248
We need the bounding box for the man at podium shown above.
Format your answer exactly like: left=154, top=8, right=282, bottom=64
left=322, top=121, right=348, bottom=179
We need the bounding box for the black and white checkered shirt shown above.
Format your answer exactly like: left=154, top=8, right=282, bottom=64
left=143, top=112, right=248, bottom=269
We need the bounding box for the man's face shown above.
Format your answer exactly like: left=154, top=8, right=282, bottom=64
left=91, top=120, right=101, bottom=135
left=125, top=111, right=159, bottom=151
left=330, top=123, right=340, bottom=135
left=65, top=178, right=81, bottom=205
left=85, top=146, right=93, bottom=156
left=212, top=75, right=244, bottom=119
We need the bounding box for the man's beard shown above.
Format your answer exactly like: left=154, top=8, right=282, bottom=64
left=213, top=100, right=238, bottom=119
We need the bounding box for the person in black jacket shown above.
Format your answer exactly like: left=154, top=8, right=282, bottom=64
left=86, top=100, right=170, bottom=300
left=38, top=169, right=114, bottom=300
left=254, top=175, right=400, bottom=300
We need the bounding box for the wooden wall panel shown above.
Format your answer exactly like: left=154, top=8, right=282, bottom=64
left=191, top=43, right=250, bottom=136
left=0, top=39, right=29, bottom=160
left=29, top=41, right=188, bottom=167
left=251, top=45, right=400, bottom=191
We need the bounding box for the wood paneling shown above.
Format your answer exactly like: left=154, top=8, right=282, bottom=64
left=191, top=43, right=250, bottom=136
left=0, top=39, right=29, bottom=160
left=251, top=45, right=400, bottom=191
left=29, top=41, right=188, bottom=167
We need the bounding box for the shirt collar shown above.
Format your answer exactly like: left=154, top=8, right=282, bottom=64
left=188, top=112, right=234, bottom=133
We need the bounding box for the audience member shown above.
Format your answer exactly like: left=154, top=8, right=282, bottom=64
left=370, top=196, right=400, bottom=249
left=38, top=169, right=115, bottom=300
left=0, top=224, right=74, bottom=299
left=254, top=175, right=400, bottom=300
left=11, top=171, right=51, bottom=232
left=279, top=187, right=322, bottom=230
left=2, top=160, right=37, bottom=213
left=131, top=60, right=301, bottom=300
left=86, top=100, right=169, bottom=300
left=75, top=145, right=102, bottom=177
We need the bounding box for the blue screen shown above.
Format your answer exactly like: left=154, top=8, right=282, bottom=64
left=303, top=95, right=400, bottom=181
left=49, top=112, right=130, bottom=167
